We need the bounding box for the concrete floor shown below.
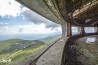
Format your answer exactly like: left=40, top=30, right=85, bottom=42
left=36, top=38, right=67, bottom=65
left=76, top=36, right=98, bottom=65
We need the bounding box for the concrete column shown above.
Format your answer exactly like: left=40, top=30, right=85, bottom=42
left=94, top=27, right=98, bottom=42
left=96, top=27, right=98, bottom=33
left=61, top=23, right=67, bottom=37
left=67, top=23, right=72, bottom=37
left=77, top=27, right=81, bottom=34
left=94, top=27, right=98, bottom=33
left=94, top=27, right=97, bottom=33
left=80, top=26, right=85, bottom=35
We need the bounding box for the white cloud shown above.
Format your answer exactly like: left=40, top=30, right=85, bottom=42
left=0, top=22, right=8, bottom=24
left=0, top=23, right=61, bottom=35
left=0, top=0, right=62, bottom=35
left=0, top=0, right=23, bottom=17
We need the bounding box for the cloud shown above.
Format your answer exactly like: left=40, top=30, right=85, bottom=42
left=0, top=23, right=61, bottom=35
left=0, top=0, right=62, bottom=36
left=22, top=10, right=60, bottom=28
left=0, top=0, right=21, bottom=17
left=0, top=0, right=60, bottom=29
left=0, top=22, right=8, bottom=24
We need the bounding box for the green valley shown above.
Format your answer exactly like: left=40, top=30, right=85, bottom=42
left=0, top=35, right=61, bottom=65
left=0, top=39, right=46, bottom=65
left=39, top=34, right=61, bottom=43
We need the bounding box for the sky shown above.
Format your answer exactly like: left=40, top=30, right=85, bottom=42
left=0, top=0, right=61, bottom=35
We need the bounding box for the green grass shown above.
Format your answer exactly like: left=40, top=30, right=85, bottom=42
left=0, top=39, right=46, bottom=65
left=0, top=35, right=61, bottom=65
left=40, top=34, right=61, bottom=43
left=0, top=63, right=8, bottom=65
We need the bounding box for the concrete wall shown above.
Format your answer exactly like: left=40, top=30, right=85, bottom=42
left=61, top=23, right=67, bottom=37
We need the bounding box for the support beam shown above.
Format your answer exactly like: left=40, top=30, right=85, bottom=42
left=67, top=23, right=72, bottom=37
left=61, top=23, right=67, bottom=37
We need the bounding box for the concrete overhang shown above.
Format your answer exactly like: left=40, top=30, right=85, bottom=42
left=16, top=0, right=66, bottom=24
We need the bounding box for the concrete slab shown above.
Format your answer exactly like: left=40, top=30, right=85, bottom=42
left=36, top=38, right=67, bottom=65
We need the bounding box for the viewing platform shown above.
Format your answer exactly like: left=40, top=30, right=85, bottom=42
left=36, top=38, right=67, bottom=65
left=17, top=38, right=67, bottom=65
left=15, top=0, right=98, bottom=65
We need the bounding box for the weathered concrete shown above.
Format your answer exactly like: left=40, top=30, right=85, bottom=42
left=77, top=27, right=82, bottom=34
left=94, top=27, right=98, bottom=33
left=16, top=0, right=65, bottom=24
left=61, top=23, right=67, bottom=37
left=76, top=35, right=98, bottom=65
left=36, top=38, right=67, bottom=65
left=67, top=23, right=72, bottom=37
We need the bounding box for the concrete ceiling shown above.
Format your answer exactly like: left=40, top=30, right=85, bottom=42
left=16, top=0, right=98, bottom=27
left=16, top=0, right=66, bottom=25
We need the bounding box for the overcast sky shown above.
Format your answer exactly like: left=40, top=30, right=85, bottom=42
left=0, top=0, right=61, bottom=35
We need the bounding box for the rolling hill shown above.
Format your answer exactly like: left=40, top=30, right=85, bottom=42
left=39, top=34, right=61, bottom=43
left=0, top=39, right=45, bottom=65
left=0, top=34, right=61, bottom=65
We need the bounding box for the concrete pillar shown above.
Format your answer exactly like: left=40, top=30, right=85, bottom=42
left=67, top=23, right=72, bottom=37
left=61, top=23, right=67, bottom=37
left=94, top=27, right=97, bottom=33
left=96, top=27, right=98, bottom=33
left=77, top=27, right=81, bottom=34
left=80, top=26, right=85, bottom=35
left=95, top=27, right=98, bottom=42
left=94, top=27, right=98, bottom=33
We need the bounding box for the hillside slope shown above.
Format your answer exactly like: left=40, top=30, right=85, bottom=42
left=0, top=39, right=45, bottom=65
left=39, top=34, right=61, bottom=43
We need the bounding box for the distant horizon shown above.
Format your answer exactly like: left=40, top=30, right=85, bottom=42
left=0, top=0, right=94, bottom=42
left=0, top=33, right=61, bottom=41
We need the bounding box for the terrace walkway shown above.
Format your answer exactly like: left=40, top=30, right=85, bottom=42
left=36, top=38, right=68, bottom=65
left=17, top=38, right=68, bottom=65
